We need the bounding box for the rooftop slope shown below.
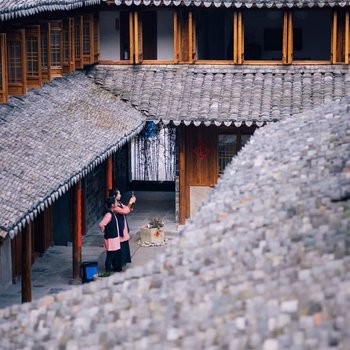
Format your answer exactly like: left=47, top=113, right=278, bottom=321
left=0, top=94, right=349, bottom=349
left=91, top=65, right=350, bottom=126
left=0, top=72, right=145, bottom=237
left=0, top=0, right=99, bottom=21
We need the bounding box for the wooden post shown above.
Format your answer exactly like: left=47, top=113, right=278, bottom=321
left=72, top=181, right=82, bottom=284
left=188, top=11, right=194, bottom=63
left=129, top=12, right=135, bottom=64
left=346, top=10, right=349, bottom=64
left=179, top=125, right=186, bottom=224
left=105, top=157, right=113, bottom=198
left=174, top=11, right=179, bottom=63
left=22, top=222, right=32, bottom=303
left=237, top=12, right=244, bottom=64
left=233, top=12, right=238, bottom=64
left=332, top=9, right=337, bottom=63
left=287, top=12, right=293, bottom=64
left=282, top=12, right=288, bottom=64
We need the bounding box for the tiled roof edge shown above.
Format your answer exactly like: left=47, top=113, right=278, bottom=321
left=1, top=120, right=145, bottom=239
left=111, top=0, right=348, bottom=9
left=0, top=0, right=100, bottom=22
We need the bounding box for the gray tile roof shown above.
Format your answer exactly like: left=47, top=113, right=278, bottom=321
left=0, top=0, right=100, bottom=21
left=0, top=94, right=349, bottom=349
left=91, top=64, right=350, bottom=126
left=0, top=72, right=144, bottom=238
left=111, top=0, right=349, bottom=8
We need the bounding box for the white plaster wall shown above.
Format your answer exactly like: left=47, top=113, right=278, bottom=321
left=100, top=11, right=120, bottom=61
left=157, top=11, right=174, bottom=60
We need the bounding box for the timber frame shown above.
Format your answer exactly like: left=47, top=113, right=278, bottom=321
left=26, top=25, right=42, bottom=88
left=100, top=7, right=350, bottom=65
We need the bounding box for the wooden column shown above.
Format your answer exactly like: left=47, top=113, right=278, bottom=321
left=287, top=12, right=293, bottom=64
left=22, top=222, right=32, bottom=303
left=237, top=12, right=244, bottom=64
left=332, top=9, right=337, bottom=64
left=174, top=11, right=180, bottom=63
left=72, top=181, right=82, bottom=283
left=105, top=157, right=113, bottom=198
left=345, top=10, right=349, bottom=64
left=179, top=125, right=186, bottom=225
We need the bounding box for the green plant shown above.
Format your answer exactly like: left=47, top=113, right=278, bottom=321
left=148, top=217, right=164, bottom=229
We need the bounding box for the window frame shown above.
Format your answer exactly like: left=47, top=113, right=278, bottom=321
left=6, top=28, right=27, bottom=96
left=49, top=20, right=63, bottom=78
left=63, top=17, right=75, bottom=74
left=25, top=25, right=42, bottom=88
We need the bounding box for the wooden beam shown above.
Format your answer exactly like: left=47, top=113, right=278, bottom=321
left=287, top=12, right=293, bottom=64
left=233, top=12, right=238, bottom=64
left=72, top=181, right=82, bottom=284
left=188, top=11, right=194, bottom=63
left=129, top=12, right=135, bottom=64
left=174, top=11, right=179, bottom=63
left=22, top=222, right=32, bottom=303
left=237, top=12, right=243, bottom=64
left=179, top=125, right=186, bottom=224
left=134, top=12, right=139, bottom=64
left=0, top=33, right=8, bottom=103
left=332, top=9, right=337, bottom=64
left=282, top=12, right=288, bottom=64
left=346, top=10, right=349, bottom=64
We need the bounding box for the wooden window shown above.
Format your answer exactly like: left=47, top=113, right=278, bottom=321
left=7, top=29, right=27, bottom=96
left=63, top=18, right=75, bottom=74
left=292, top=9, right=332, bottom=62
left=26, top=26, right=42, bottom=88
left=0, top=33, right=8, bottom=103
left=40, top=22, right=51, bottom=82
left=83, top=14, right=95, bottom=65
left=174, top=10, right=193, bottom=62
left=50, top=20, right=63, bottom=77
left=332, top=8, right=349, bottom=63
left=133, top=12, right=143, bottom=64
left=243, top=9, right=284, bottom=62
left=93, top=13, right=100, bottom=63
left=195, top=10, right=233, bottom=61
left=75, top=15, right=84, bottom=69
left=218, top=134, right=237, bottom=175
left=217, top=133, right=252, bottom=175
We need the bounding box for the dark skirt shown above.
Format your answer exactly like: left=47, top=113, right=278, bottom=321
left=120, top=240, right=131, bottom=266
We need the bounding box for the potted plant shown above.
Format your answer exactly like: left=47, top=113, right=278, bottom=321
left=140, top=217, right=166, bottom=245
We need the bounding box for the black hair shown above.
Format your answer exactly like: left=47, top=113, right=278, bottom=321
left=105, top=196, right=116, bottom=210
left=109, top=188, right=120, bottom=197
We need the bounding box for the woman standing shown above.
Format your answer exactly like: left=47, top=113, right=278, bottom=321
left=98, top=196, right=122, bottom=272
left=111, top=189, right=136, bottom=270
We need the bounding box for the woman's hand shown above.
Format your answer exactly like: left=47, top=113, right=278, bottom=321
left=129, top=196, right=136, bottom=205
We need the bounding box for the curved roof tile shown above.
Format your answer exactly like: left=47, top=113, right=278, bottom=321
left=0, top=72, right=144, bottom=237
left=90, top=64, right=350, bottom=125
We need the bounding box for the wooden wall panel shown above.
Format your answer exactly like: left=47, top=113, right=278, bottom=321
left=75, top=15, right=84, bottom=69
left=49, top=20, right=63, bottom=78
left=185, top=125, right=218, bottom=186
left=7, top=29, right=27, bottom=96
left=40, top=22, right=52, bottom=83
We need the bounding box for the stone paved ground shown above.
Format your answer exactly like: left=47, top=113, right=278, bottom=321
left=0, top=191, right=177, bottom=309
left=0, top=98, right=349, bottom=349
